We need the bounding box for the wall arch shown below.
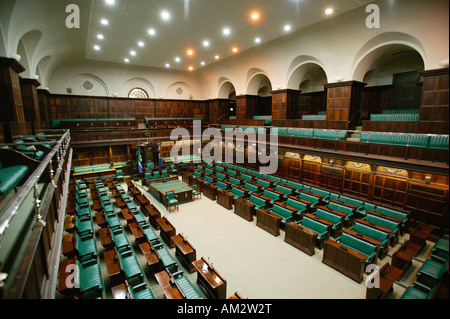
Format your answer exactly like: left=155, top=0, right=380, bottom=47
left=351, top=32, right=427, bottom=82
left=0, top=24, right=7, bottom=57
left=287, top=62, right=328, bottom=93
left=166, top=82, right=194, bottom=100
left=121, top=77, right=155, bottom=98
left=246, top=71, right=272, bottom=96
left=218, top=80, right=236, bottom=99
left=65, top=73, right=109, bottom=96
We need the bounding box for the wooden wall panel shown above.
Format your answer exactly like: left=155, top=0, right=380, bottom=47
left=419, top=68, right=449, bottom=128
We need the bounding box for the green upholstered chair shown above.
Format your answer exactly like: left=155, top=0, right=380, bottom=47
left=173, top=271, right=204, bottom=299
left=116, top=170, right=124, bottom=181
left=166, top=191, right=179, bottom=211
left=0, top=161, right=29, bottom=198
left=75, top=234, right=99, bottom=264
left=129, top=283, right=155, bottom=299
left=191, top=185, right=202, bottom=200
left=76, top=260, right=104, bottom=299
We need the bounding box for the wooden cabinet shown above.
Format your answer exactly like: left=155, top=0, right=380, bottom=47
left=284, top=222, right=317, bottom=256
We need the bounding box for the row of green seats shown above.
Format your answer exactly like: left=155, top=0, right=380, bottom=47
left=302, top=115, right=327, bottom=121
left=360, top=132, right=449, bottom=149
left=370, top=113, right=419, bottom=121
left=381, top=109, right=420, bottom=114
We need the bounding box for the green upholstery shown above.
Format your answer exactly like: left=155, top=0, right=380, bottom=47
left=193, top=170, right=203, bottom=179
left=76, top=260, right=104, bottom=299
left=162, top=170, right=169, bottom=178
left=249, top=195, right=266, bottom=210
left=256, top=178, right=271, bottom=190
left=315, top=208, right=341, bottom=230
left=370, top=113, right=419, bottom=121
left=328, top=201, right=353, bottom=221
left=310, top=187, right=330, bottom=203
left=204, top=175, right=214, bottom=184
left=154, top=244, right=178, bottom=272
left=74, top=164, right=111, bottom=175
left=299, top=192, right=320, bottom=208
left=0, top=164, right=29, bottom=197
left=357, top=202, right=376, bottom=217
left=166, top=191, right=178, bottom=211
left=173, top=271, right=204, bottom=299
left=302, top=115, right=327, bottom=121
left=401, top=282, right=436, bottom=299
left=76, top=234, right=99, bottom=263
left=129, top=283, right=155, bottom=299
left=153, top=171, right=160, bottom=180
left=429, top=135, right=449, bottom=149
left=75, top=216, right=94, bottom=238
left=116, top=170, right=124, bottom=180
left=231, top=187, right=245, bottom=199
left=118, top=250, right=144, bottom=285
left=141, top=223, right=160, bottom=244
left=75, top=203, right=91, bottom=219
left=408, top=134, right=431, bottom=148
left=229, top=176, right=241, bottom=185
left=339, top=232, right=377, bottom=263
left=298, top=216, right=329, bottom=242
left=263, top=189, right=281, bottom=205
left=314, top=130, right=347, bottom=140
left=353, top=221, right=389, bottom=251
left=382, top=109, right=420, bottom=114
left=375, top=206, right=408, bottom=227
left=217, top=180, right=228, bottom=190
left=170, top=165, right=178, bottom=173
left=286, top=180, right=304, bottom=194
left=111, top=228, right=131, bottom=253
left=286, top=198, right=308, bottom=216
left=272, top=204, right=294, bottom=225
left=244, top=182, right=259, bottom=194
left=416, top=259, right=449, bottom=288
left=275, top=185, right=294, bottom=197
left=145, top=172, right=152, bottom=181
left=266, top=175, right=281, bottom=185
left=365, top=214, right=399, bottom=237
left=293, top=128, right=315, bottom=138
left=339, top=195, right=364, bottom=210
left=104, top=212, right=121, bottom=230
left=431, top=238, right=450, bottom=263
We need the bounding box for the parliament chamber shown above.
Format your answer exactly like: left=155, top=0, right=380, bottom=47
left=0, top=0, right=449, bottom=303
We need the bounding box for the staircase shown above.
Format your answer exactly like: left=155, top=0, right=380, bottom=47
left=347, top=126, right=362, bottom=142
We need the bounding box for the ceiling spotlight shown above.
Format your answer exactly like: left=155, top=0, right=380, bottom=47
left=325, top=8, right=334, bottom=15
left=223, top=28, right=231, bottom=36
left=161, top=10, right=171, bottom=20
left=188, top=66, right=194, bottom=71
left=105, top=0, right=115, bottom=4
left=165, top=63, right=170, bottom=68
left=175, top=57, right=181, bottom=62
left=93, top=45, right=100, bottom=51
left=97, top=34, right=104, bottom=40
left=255, top=37, right=261, bottom=43
left=148, top=28, right=156, bottom=36
left=251, top=12, right=260, bottom=21
left=100, top=19, right=109, bottom=25
left=138, top=41, right=145, bottom=47
left=215, top=55, right=220, bottom=60
left=187, top=49, right=194, bottom=56
left=203, top=40, right=210, bottom=47
left=232, top=47, right=238, bottom=53
left=124, top=58, right=130, bottom=63
left=284, top=24, right=292, bottom=31
left=200, top=61, right=205, bottom=66
left=130, top=50, right=136, bottom=56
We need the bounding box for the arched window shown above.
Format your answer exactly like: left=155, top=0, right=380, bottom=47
left=128, top=88, right=149, bottom=99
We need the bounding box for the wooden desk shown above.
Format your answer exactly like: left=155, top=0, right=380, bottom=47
left=139, top=241, right=165, bottom=274
left=64, top=216, right=76, bottom=233
left=155, top=269, right=185, bottom=299
left=392, top=240, right=422, bottom=275
left=322, top=239, right=367, bottom=283
left=111, top=283, right=128, bottom=299
left=92, top=199, right=102, bottom=212
left=136, top=194, right=150, bottom=207
left=95, top=211, right=107, bottom=228
left=104, top=248, right=124, bottom=284
left=343, top=228, right=380, bottom=264
left=203, top=182, right=218, bottom=201
left=121, top=208, right=135, bottom=224
left=410, top=224, right=433, bottom=247
left=58, top=258, right=77, bottom=296
left=156, top=216, right=176, bottom=248
left=273, top=202, right=299, bottom=222
left=115, top=197, right=127, bottom=209
left=234, top=198, right=255, bottom=222
left=129, top=222, right=146, bottom=243
left=217, top=189, right=234, bottom=210
left=284, top=222, right=317, bottom=256
left=256, top=208, right=282, bottom=237
left=141, top=204, right=161, bottom=230
left=62, top=233, right=76, bottom=258
left=192, top=257, right=227, bottom=299
left=366, top=262, right=403, bottom=299
left=172, top=234, right=197, bottom=274
left=99, top=227, right=114, bottom=250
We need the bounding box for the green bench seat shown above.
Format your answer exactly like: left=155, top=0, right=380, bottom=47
left=286, top=198, right=308, bottom=217
left=275, top=184, right=294, bottom=197
left=416, top=259, right=449, bottom=289
left=364, top=214, right=399, bottom=242
left=111, top=228, right=131, bottom=253
left=375, top=206, right=408, bottom=228
left=286, top=180, right=303, bottom=194
left=315, top=208, right=342, bottom=231
left=154, top=244, right=178, bottom=273
left=0, top=162, right=29, bottom=197
left=118, top=249, right=144, bottom=285
left=401, top=282, right=436, bottom=299
left=339, top=195, right=364, bottom=210
left=299, top=192, right=320, bottom=208
left=129, top=282, right=155, bottom=299
left=217, top=180, right=229, bottom=190
left=256, top=178, right=271, bottom=190
left=76, top=234, right=99, bottom=264
left=173, top=271, right=204, bottom=299
left=271, top=204, right=295, bottom=225
left=249, top=195, right=266, bottom=210
left=310, top=187, right=331, bottom=204
left=244, top=182, right=259, bottom=194
left=263, top=189, right=281, bottom=205
left=338, top=232, right=377, bottom=264
left=297, top=216, right=329, bottom=245
left=328, top=201, right=354, bottom=222
left=76, top=260, right=104, bottom=299
left=231, top=187, right=245, bottom=200
left=353, top=221, right=389, bottom=255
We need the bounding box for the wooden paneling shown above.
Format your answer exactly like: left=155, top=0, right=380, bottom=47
left=419, top=68, right=449, bottom=127
left=271, top=89, right=301, bottom=120
left=236, top=95, right=259, bottom=120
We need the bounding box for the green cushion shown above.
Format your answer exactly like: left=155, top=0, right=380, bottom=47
left=0, top=165, right=29, bottom=197
left=176, top=275, right=203, bottom=299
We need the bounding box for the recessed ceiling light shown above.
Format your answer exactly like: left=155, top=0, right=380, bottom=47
left=255, top=37, right=261, bottom=43
left=187, top=49, right=194, bottom=56
left=251, top=12, right=260, bottom=21
left=130, top=50, right=136, bottom=56
left=200, top=61, right=205, bottom=66
left=232, top=47, right=238, bottom=53
left=161, top=10, right=171, bottom=20
left=223, top=28, right=231, bottom=36
left=138, top=41, right=145, bottom=47
left=148, top=28, right=156, bottom=36
left=215, top=55, right=220, bottom=60
left=165, top=63, right=170, bottom=68
left=124, top=58, right=130, bottom=63
left=188, top=66, right=194, bottom=71
left=325, top=8, right=334, bottom=15
left=203, top=40, right=210, bottom=47
left=100, top=19, right=109, bottom=25
left=105, top=0, right=115, bottom=5
left=175, top=57, right=181, bottom=62
left=284, top=24, right=292, bottom=31
left=93, top=45, right=100, bottom=51
left=97, top=34, right=104, bottom=40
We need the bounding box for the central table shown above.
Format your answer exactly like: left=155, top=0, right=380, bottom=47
left=149, top=179, right=194, bottom=206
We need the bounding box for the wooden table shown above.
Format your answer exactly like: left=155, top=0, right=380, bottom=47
left=139, top=241, right=165, bottom=274
left=256, top=208, right=282, bottom=237
left=217, top=189, right=234, bottom=210
left=322, top=239, right=367, bottom=283
left=203, top=182, right=218, bottom=201
left=141, top=204, right=161, bottom=229
left=95, top=211, right=107, bottom=228
left=129, top=222, right=146, bottom=243
left=99, top=227, right=114, bottom=249
left=284, top=222, right=318, bottom=256
left=192, top=257, right=227, bottom=299
left=156, top=216, right=176, bottom=248
left=136, top=194, right=150, bottom=207
left=154, top=269, right=185, bottom=299
left=104, top=248, right=124, bottom=284
left=64, top=216, right=76, bottom=233
left=234, top=198, right=255, bottom=222
left=366, top=262, right=403, bottom=299
left=172, top=234, right=197, bottom=273
left=392, top=240, right=422, bottom=275
left=111, top=283, right=128, bottom=299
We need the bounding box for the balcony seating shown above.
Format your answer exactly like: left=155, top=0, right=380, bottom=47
left=429, top=135, right=449, bottom=149
left=314, top=129, right=347, bottom=140
left=129, top=282, right=156, bottom=299
left=271, top=203, right=295, bottom=225
left=381, top=109, right=420, bottom=114
left=15, top=140, right=46, bottom=160
left=73, top=164, right=112, bottom=175
left=173, top=271, right=204, bottom=299
left=302, top=115, right=327, bottom=121
left=360, top=132, right=449, bottom=149
left=154, top=243, right=178, bottom=273
left=118, top=249, right=145, bottom=285
left=76, top=259, right=104, bottom=299
left=165, top=191, right=179, bottom=212
left=315, top=208, right=342, bottom=233
left=0, top=161, right=29, bottom=198
left=370, top=113, right=419, bottom=121
left=296, top=215, right=329, bottom=247
left=352, top=221, right=389, bottom=258
left=336, top=232, right=377, bottom=264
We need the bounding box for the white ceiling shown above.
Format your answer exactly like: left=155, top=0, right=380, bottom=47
left=85, top=0, right=374, bottom=71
